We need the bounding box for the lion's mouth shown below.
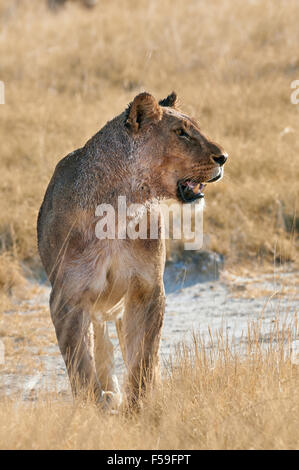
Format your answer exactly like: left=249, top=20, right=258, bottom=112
left=177, top=180, right=206, bottom=203
left=177, top=168, right=223, bottom=203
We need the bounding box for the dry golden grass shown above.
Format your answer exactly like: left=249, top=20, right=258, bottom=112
left=0, top=317, right=298, bottom=450
left=0, top=253, right=27, bottom=311
left=0, top=284, right=55, bottom=381
left=0, top=0, right=298, bottom=272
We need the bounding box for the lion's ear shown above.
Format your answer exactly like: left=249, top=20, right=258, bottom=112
left=125, top=92, right=162, bottom=133
left=159, top=92, right=178, bottom=108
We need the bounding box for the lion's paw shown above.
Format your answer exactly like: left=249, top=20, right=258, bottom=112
left=99, top=390, right=123, bottom=413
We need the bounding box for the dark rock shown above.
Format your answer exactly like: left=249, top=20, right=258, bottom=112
left=164, top=250, right=224, bottom=293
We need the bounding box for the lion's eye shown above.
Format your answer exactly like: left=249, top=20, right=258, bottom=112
left=175, top=128, right=190, bottom=139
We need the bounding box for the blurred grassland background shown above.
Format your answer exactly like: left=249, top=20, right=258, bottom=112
left=0, top=0, right=298, bottom=301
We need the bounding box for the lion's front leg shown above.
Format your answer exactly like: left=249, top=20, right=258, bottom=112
left=93, top=319, right=122, bottom=408
left=122, top=277, right=165, bottom=407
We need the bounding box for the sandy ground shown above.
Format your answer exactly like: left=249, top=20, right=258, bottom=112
left=0, top=257, right=298, bottom=400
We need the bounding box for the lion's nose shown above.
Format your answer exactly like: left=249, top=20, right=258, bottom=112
left=213, top=153, right=228, bottom=166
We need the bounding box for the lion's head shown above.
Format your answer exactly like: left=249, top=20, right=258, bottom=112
left=125, top=91, right=228, bottom=203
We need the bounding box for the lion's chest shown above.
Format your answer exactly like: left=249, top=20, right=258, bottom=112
left=87, top=244, right=137, bottom=321
left=86, top=238, right=161, bottom=321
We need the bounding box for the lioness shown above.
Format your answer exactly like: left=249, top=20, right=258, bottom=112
left=37, top=92, right=227, bottom=408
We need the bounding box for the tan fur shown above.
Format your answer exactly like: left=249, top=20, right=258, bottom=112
left=37, top=92, right=227, bottom=409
